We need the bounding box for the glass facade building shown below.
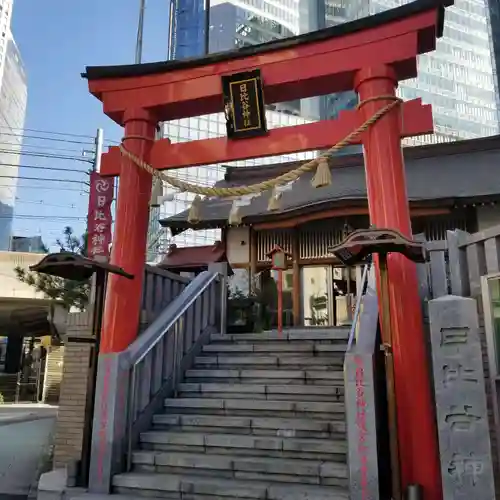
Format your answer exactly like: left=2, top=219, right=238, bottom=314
left=397, top=0, right=498, bottom=144
left=153, top=0, right=500, bottom=260
left=0, top=22, right=27, bottom=250
left=147, top=110, right=314, bottom=262
left=148, top=0, right=317, bottom=260
left=332, top=0, right=499, bottom=144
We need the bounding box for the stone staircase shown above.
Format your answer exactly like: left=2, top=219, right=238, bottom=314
left=112, top=328, right=351, bottom=500
left=0, top=373, right=18, bottom=402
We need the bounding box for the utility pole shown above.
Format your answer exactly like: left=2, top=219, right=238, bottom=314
left=204, top=0, right=211, bottom=55
left=93, top=128, right=103, bottom=172
left=79, top=126, right=106, bottom=487
left=135, top=0, right=147, bottom=64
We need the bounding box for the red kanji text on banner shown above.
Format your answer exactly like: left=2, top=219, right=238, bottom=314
left=87, top=172, right=114, bottom=258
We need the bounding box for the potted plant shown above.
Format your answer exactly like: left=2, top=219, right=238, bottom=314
left=227, top=289, right=255, bottom=334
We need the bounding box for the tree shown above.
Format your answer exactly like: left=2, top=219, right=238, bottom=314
left=14, top=226, right=90, bottom=310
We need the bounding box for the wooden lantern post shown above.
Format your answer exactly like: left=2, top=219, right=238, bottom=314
left=267, top=245, right=290, bottom=336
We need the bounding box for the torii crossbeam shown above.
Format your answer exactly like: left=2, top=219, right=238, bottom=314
left=83, top=1, right=453, bottom=498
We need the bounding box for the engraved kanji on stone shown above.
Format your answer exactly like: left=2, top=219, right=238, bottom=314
left=442, top=363, right=479, bottom=388
left=448, top=452, right=484, bottom=487
left=440, top=327, right=469, bottom=347
left=445, top=404, right=481, bottom=431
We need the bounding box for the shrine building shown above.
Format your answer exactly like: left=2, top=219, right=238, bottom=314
left=160, top=134, right=500, bottom=328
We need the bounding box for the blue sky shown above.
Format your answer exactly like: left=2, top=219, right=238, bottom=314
left=11, top=0, right=170, bottom=249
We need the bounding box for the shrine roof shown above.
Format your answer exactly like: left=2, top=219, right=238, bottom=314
left=160, top=134, right=500, bottom=234
left=158, top=242, right=226, bottom=270
left=83, top=0, right=451, bottom=81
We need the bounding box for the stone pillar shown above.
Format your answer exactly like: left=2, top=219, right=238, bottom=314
left=429, top=295, right=495, bottom=499
left=52, top=311, right=92, bottom=469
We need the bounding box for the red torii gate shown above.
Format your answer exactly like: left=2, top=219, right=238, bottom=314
left=83, top=1, right=451, bottom=497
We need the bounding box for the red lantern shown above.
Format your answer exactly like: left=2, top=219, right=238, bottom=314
left=267, top=245, right=289, bottom=271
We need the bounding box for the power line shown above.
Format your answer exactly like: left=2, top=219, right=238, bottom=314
left=0, top=184, right=87, bottom=192
left=15, top=199, right=84, bottom=209
left=0, top=150, right=93, bottom=163
left=10, top=215, right=88, bottom=220
left=0, top=127, right=119, bottom=145
left=0, top=162, right=89, bottom=174
left=0, top=132, right=94, bottom=145
left=0, top=142, right=88, bottom=154
left=0, top=126, right=95, bottom=140
left=0, top=175, right=87, bottom=184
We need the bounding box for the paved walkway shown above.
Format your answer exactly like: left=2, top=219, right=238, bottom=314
left=0, top=409, right=55, bottom=499
left=0, top=404, right=57, bottom=426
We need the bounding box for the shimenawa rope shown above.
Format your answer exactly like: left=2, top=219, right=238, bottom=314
left=119, top=95, right=402, bottom=222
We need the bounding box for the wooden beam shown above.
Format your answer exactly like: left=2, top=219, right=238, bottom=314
left=249, top=228, right=257, bottom=294
left=99, top=34, right=421, bottom=122
left=252, top=206, right=451, bottom=230
left=100, top=99, right=432, bottom=176
left=292, top=228, right=301, bottom=326
left=85, top=2, right=444, bottom=124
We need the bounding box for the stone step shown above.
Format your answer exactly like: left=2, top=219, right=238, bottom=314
left=163, top=398, right=344, bottom=420
left=203, top=343, right=346, bottom=354
left=132, top=451, right=349, bottom=487
left=139, top=431, right=347, bottom=461
left=113, top=472, right=349, bottom=499
left=210, top=330, right=349, bottom=343
left=152, top=414, right=346, bottom=439
left=184, top=369, right=344, bottom=386
left=265, top=328, right=350, bottom=336
left=177, top=383, right=343, bottom=402
left=194, top=355, right=344, bottom=369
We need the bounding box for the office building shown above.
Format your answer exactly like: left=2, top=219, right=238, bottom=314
left=0, top=1, right=27, bottom=250
left=327, top=0, right=499, bottom=144
left=10, top=235, right=45, bottom=253
left=147, top=0, right=315, bottom=260
left=147, top=110, right=314, bottom=262
left=168, top=0, right=499, bottom=138
left=152, top=0, right=500, bottom=259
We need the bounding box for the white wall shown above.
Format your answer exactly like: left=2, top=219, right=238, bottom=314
left=0, top=251, right=47, bottom=299
left=226, top=227, right=250, bottom=265
left=226, top=227, right=251, bottom=296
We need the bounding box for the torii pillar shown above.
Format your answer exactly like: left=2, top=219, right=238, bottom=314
left=83, top=1, right=453, bottom=497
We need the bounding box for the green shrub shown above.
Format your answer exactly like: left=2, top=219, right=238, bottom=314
left=0, top=392, right=4, bottom=404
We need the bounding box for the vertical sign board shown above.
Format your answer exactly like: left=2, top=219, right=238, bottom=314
left=429, top=296, right=495, bottom=499
left=87, top=172, right=114, bottom=259
left=221, top=69, right=268, bottom=140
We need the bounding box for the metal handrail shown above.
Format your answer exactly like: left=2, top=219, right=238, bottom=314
left=125, top=269, right=225, bottom=470
left=347, top=262, right=371, bottom=351
left=129, top=271, right=220, bottom=366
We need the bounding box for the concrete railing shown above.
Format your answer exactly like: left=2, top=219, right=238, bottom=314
left=344, top=266, right=388, bottom=500
left=140, top=266, right=191, bottom=330
left=88, top=264, right=228, bottom=494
